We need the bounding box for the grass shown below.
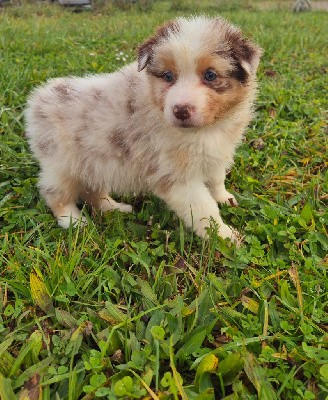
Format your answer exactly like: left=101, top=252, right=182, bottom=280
left=0, top=1, right=327, bottom=399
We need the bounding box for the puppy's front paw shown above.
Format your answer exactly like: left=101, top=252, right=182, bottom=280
left=215, top=190, right=238, bottom=207
left=196, top=219, right=241, bottom=245
left=218, top=223, right=242, bottom=246
left=58, top=214, right=88, bottom=229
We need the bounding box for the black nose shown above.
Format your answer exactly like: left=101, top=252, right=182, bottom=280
left=173, top=105, right=193, bottom=121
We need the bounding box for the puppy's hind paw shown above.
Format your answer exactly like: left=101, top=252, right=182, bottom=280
left=99, top=197, right=132, bottom=213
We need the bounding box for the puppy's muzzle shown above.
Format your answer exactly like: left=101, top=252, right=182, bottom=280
left=173, top=104, right=195, bottom=121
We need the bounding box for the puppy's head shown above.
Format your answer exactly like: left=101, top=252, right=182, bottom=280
left=138, top=16, right=262, bottom=128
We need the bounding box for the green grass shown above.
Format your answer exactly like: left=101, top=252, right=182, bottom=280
left=0, top=1, right=327, bottom=399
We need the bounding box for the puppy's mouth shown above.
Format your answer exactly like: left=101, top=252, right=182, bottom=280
left=170, top=104, right=202, bottom=129
left=173, top=119, right=198, bottom=128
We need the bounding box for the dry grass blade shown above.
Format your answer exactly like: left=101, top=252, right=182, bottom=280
left=29, top=268, right=54, bottom=314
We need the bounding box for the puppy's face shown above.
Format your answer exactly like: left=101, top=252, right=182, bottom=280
left=138, top=17, right=262, bottom=128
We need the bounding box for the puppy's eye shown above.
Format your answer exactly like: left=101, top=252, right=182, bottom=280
left=163, top=71, right=175, bottom=83
left=204, top=69, right=217, bottom=82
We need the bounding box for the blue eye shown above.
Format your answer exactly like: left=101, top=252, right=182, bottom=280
left=163, top=71, right=174, bottom=83
left=204, top=69, right=217, bottom=82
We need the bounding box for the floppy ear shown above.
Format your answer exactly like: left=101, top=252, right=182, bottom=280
left=137, top=39, right=155, bottom=72
left=223, top=29, right=263, bottom=80
left=137, top=20, right=179, bottom=72
left=233, top=38, right=263, bottom=75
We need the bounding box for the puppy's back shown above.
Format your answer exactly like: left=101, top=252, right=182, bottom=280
left=27, top=64, right=141, bottom=136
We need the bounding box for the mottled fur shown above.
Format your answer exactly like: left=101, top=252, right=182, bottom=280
left=25, top=16, right=262, bottom=241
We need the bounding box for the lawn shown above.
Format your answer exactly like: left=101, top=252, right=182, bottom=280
left=0, top=1, right=327, bottom=399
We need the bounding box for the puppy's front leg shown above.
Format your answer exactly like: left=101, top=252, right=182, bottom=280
left=207, top=167, right=238, bottom=207
left=157, top=181, right=238, bottom=241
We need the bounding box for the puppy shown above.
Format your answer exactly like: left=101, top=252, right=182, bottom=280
left=25, top=16, right=262, bottom=242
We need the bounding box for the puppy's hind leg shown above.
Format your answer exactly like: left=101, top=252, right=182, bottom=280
left=82, top=190, right=132, bottom=213
left=39, top=172, right=87, bottom=228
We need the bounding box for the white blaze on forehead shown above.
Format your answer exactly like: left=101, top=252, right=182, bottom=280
left=177, top=17, right=234, bottom=51
left=156, top=16, right=235, bottom=76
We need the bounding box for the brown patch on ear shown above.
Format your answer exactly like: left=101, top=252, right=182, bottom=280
left=217, top=28, right=262, bottom=82
left=137, top=20, right=179, bottom=72
left=225, top=31, right=256, bottom=64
